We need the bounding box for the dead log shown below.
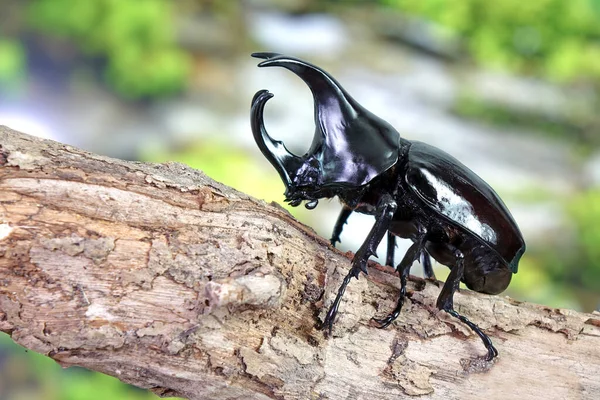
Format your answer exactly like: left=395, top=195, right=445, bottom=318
left=0, top=125, right=599, bottom=400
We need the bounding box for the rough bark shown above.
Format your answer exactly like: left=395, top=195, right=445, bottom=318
left=0, top=126, right=599, bottom=400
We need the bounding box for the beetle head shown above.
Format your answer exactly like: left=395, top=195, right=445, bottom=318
left=251, top=52, right=401, bottom=208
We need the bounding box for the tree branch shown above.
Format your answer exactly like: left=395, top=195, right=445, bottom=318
left=1, top=126, right=599, bottom=399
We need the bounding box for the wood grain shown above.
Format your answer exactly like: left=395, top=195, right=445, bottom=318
left=1, top=126, right=599, bottom=400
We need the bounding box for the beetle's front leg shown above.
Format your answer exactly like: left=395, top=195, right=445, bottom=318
left=330, top=206, right=353, bottom=246
left=322, top=194, right=397, bottom=334
left=436, top=249, right=498, bottom=361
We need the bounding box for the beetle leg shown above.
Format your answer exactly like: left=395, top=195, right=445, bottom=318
left=373, top=235, right=426, bottom=328
left=322, top=195, right=397, bottom=334
left=421, top=251, right=436, bottom=280
left=330, top=206, right=353, bottom=246
left=436, top=249, right=498, bottom=361
left=387, top=235, right=434, bottom=278
left=385, top=232, right=396, bottom=267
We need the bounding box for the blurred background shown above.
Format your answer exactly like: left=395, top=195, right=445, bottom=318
left=1, top=0, right=600, bottom=398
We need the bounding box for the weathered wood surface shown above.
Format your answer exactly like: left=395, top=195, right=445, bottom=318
left=0, top=126, right=599, bottom=400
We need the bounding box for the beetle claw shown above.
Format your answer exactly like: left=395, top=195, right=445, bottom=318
left=372, top=315, right=395, bottom=329
left=485, top=344, right=499, bottom=361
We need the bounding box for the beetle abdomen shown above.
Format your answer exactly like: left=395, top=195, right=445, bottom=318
left=405, top=141, right=525, bottom=273
left=425, top=239, right=512, bottom=294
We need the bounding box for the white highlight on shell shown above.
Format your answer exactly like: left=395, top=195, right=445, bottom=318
left=421, top=169, right=497, bottom=244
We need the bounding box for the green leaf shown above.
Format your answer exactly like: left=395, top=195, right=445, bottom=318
left=0, top=38, right=26, bottom=93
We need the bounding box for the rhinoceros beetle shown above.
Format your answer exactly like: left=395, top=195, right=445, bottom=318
left=250, top=52, right=526, bottom=360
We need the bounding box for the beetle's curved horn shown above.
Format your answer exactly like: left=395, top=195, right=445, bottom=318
left=252, top=52, right=400, bottom=187
left=251, top=89, right=304, bottom=189
left=252, top=52, right=356, bottom=127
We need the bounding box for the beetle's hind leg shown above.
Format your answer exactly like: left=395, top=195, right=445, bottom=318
left=387, top=233, right=435, bottom=279
left=374, top=236, right=426, bottom=328
left=444, top=309, right=498, bottom=360
left=436, top=249, right=498, bottom=361
left=421, top=251, right=436, bottom=280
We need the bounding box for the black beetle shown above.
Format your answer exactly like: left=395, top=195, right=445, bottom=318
left=250, top=52, right=525, bottom=360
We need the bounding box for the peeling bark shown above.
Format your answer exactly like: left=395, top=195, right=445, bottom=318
left=0, top=126, right=599, bottom=400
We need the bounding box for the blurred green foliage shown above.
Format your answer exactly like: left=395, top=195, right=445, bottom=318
left=496, top=188, right=600, bottom=311
left=0, top=333, right=164, bottom=400
left=505, top=256, right=569, bottom=307
left=0, top=38, right=26, bottom=94
left=385, top=0, right=600, bottom=83
left=26, top=0, right=190, bottom=98
left=561, top=190, right=600, bottom=309
left=453, top=95, right=600, bottom=153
